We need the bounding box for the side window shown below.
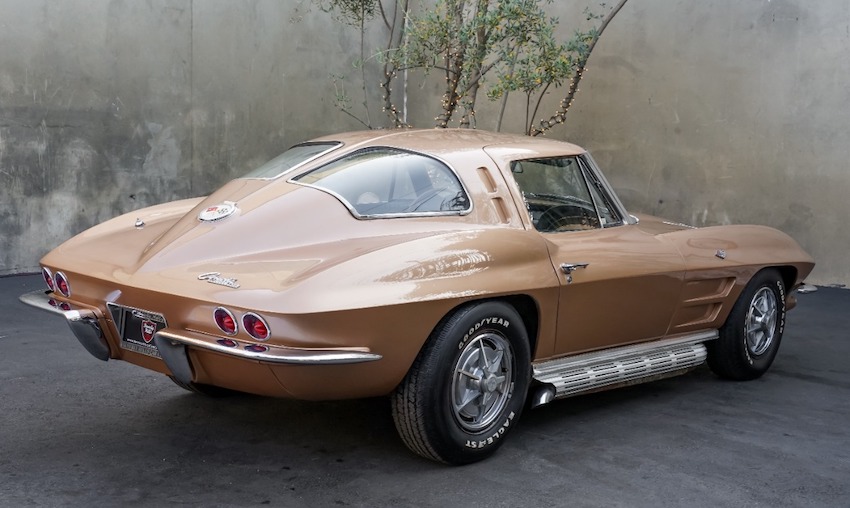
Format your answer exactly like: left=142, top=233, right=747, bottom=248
left=293, top=148, right=470, bottom=218
left=511, top=156, right=619, bottom=232
left=579, top=158, right=623, bottom=228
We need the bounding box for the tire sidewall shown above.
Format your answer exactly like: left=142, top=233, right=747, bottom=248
left=739, top=274, right=786, bottom=371
left=424, top=302, right=531, bottom=464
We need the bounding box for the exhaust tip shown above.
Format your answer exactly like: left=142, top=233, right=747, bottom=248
left=530, top=384, right=556, bottom=409
left=796, top=283, right=818, bottom=294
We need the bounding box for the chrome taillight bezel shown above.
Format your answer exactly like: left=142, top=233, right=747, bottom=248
left=42, top=267, right=55, bottom=291
left=54, top=271, right=71, bottom=297
left=213, top=307, right=238, bottom=336
left=242, top=312, right=271, bottom=341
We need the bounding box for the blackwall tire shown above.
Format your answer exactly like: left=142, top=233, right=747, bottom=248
left=391, top=301, right=531, bottom=465
left=707, top=269, right=787, bottom=381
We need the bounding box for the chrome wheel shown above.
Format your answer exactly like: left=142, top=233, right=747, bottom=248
left=745, top=286, right=778, bottom=356
left=708, top=269, right=786, bottom=381
left=392, top=301, right=530, bottom=464
left=451, top=332, right=514, bottom=432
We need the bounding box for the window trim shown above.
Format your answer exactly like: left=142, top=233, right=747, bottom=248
left=241, top=142, right=343, bottom=180
left=576, top=156, right=624, bottom=228
left=510, top=153, right=633, bottom=233
left=579, top=153, right=635, bottom=226
left=289, top=146, right=474, bottom=220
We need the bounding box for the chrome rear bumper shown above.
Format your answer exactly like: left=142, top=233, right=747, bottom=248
left=153, top=329, right=383, bottom=385
left=20, top=290, right=383, bottom=379
left=19, top=290, right=111, bottom=361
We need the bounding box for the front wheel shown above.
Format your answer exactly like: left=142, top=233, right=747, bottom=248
left=392, top=301, right=531, bottom=465
left=707, top=269, right=787, bottom=380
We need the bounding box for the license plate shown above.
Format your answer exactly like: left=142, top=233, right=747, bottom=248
left=107, top=304, right=167, bottom=359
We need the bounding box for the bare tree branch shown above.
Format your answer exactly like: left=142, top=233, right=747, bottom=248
left=531, top=0, right=630, bottom=136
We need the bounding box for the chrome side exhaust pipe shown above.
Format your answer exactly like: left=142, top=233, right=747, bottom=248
left=529, top=383, right=556, bottom=409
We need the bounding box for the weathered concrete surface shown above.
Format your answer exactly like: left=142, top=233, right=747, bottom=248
left=2, top=275, right=849, bottom=506
left=1, top=0, right=848, bottom=286
left=553, top=0, right=850, bottom=286
left=400, top=0, right=849, bottom=286
left=0, top=0, right=370, bottom=275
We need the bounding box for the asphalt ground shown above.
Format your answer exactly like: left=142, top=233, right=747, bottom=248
left=1, top=274, right=848, bottom=507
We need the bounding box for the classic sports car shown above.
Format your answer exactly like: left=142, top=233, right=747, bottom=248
left=21, top=129, right=815, bottom=464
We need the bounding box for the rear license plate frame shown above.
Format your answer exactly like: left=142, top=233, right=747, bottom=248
left=107, top=303, right=167, bottom=359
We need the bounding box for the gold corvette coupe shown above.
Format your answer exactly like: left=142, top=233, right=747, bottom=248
left=21, top=129, right=815, bottom=464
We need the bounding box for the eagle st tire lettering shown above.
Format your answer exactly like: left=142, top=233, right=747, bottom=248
left=464, top=411, right=516, bottom=449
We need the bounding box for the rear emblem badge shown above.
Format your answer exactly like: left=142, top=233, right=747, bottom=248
left=198, top=272, right=241, bottom=289
left=198, top=202, right=238, bottom=222
left=141, top=320, right=157, bottom=344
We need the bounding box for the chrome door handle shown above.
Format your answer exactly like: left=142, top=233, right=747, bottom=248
left=560, top=262, right=590, bottom=274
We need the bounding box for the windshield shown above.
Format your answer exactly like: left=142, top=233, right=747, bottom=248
left=241, top=142, right=341, bottom=179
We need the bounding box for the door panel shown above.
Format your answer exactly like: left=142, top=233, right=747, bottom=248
left=544, top=225, right=686, bottom=356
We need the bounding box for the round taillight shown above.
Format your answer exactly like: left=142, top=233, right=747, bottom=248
left=214, top=307, right=238, bottom=335
left=216, top=338, right=238, bottom=348
left=42, top=267, right=55, bottom=291
left=54, top=272, right=71, bottom=297
left=242, top=313, right=270, bottom=341
left=47, top=298, right=58, bottom=308
left=59, top=302, right=71, bottom=311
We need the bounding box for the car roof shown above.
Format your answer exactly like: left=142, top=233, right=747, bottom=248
left=308, top=129, right=587, bottom=163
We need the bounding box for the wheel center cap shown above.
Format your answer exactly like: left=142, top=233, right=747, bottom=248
left=483, top=375, right=499, bottom=392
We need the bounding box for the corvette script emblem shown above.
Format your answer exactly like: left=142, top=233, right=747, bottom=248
left=198, top=272, right=241, bottom=289
left=198, top=202, right=238, bottom=222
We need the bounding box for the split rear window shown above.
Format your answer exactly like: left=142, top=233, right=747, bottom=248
left=292, top=148, right=470, bottom=218
left=242, top=142, right=341, bottom=179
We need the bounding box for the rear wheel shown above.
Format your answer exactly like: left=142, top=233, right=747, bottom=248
left=392, top=301, right=531, bottom=465
left=707, top=269, right=786, bottom=380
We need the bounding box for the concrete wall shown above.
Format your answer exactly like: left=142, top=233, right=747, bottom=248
left=0, top=0, right=846, bottom=285
left=555, top=0, right=849, bottom=285
left=0, top=0, right=369, bottom=275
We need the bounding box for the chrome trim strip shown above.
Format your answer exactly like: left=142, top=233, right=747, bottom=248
left=154, top=329, right=382, bottom=365
left=533, top=331, right=717, bottom=399
left=290, top=146, right=474, bottom=220
left=18, top=291, right=110, bottom=361
left=241, top=142, right=343, bottom=180
left=19, top=290, right=65, bottom=315
left=292, top=183, right=474, bottom=220
left=662, top=220, right=696, bottom=229
left=581, top=152, right=636, bottom=225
